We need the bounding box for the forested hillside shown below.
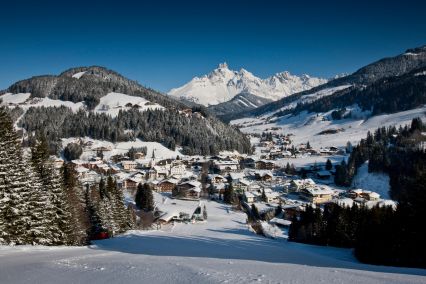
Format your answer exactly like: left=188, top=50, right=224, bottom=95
left=290, top=118, right=426, bottom=268
left=1, top=66, right=252, bottom=155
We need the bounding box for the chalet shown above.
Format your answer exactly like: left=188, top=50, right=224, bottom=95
left=289, top=178, right=315, bottom=192
left=316, top=170, right=331, bottom=180
left=348, top=189, right=363, bottom=199
left=157, top=178, right=179, bottom=193
left=233, top=179, right=251, bottom=192
left=255, top=171, right=273, bottom=181
left=300, top=186, right=334, bottom=204
left=240, top=157, right=255, bottom=169
left=123, top=178, right=140, bottom=191
left=174, top=181, right=201, bottom=200
left=282, top=204, right=302, bottom=220
left=208, top=174, right=226, bottom=184
left=213, top=160, right=239, bottom=172
left=361, top=190, right=380, bottom=201
left=134, top=152, right=146, bottom=159
left=264, top=190, right=280, bottom=203
left=170, top=164, right=186, bottom=177
left=228, top=172, right=245, bottom=184
left=136, top=159, right=152, bottom=169
left=148, top=166, right=168, bottom=180
left=122, top=160, right=137, bottom=171
left=92, top=146, right=112, bottom=157
left=255, top=160, right=277, bottom=170
left=244, top=191, right=256, bottom=203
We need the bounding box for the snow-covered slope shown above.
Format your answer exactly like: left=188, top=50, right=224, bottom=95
left=233, top=105, right=426, bottom=149
left=352, top=161, right=391, bottom=200
left=0, top=93, right=85, bottom=113
left=0, top=92, right=164, bottom=118
left=1, top=195, right=424, bottom=283
left=168, top=63, right=327, bottom=106
left=93, top=92, right=164, bottom=118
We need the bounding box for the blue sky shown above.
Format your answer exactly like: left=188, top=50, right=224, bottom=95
left=1, top=0, right=425, bottom=92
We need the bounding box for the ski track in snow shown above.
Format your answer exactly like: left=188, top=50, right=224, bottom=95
left=0, top=199, right=425, bottom=284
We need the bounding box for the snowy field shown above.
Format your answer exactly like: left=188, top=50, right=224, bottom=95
left=233, top=106, right=426, bottom=149
left=1, top=199, right=425, bottom=284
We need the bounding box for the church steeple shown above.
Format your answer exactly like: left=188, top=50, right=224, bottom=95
left=150, top=148, right=156, bottom=167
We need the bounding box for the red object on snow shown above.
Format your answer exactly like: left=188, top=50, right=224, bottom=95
left=92, top=231, right=109, bottom=240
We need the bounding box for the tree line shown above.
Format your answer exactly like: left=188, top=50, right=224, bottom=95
left=18, top=106, right=252, bottom=156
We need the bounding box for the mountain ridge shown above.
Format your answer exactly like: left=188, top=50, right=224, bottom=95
left=168, top=63, right=327, bottom=107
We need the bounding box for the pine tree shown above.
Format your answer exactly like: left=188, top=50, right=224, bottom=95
left=203, top=205, right=208, bottom=220
left=223, top=184, right=234, bottom=204
left=135, top=183, right=154, bottom=211
left=61, top=163, right=90, bottom=245
left=0, top=108, right=52, bottom=245
left=261, top=188, right=267, bottom=202
left=325, top=159, right=333, bottom=171
left=285, top=162, right=291, bottom=174
left=251, top=204, right=260, bottom=220
left=31, top=134, right=72, bottom=245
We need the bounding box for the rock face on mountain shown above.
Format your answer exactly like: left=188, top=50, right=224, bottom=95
left=0, top=66, right=252, bottom=155
left=168, top=63, right=327, bottom=115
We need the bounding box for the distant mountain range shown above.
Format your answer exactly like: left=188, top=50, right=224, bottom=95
left=168, top=63, right=327, bottom=116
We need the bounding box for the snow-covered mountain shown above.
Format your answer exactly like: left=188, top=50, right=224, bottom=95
left=168, top=63, right=327, bottom=106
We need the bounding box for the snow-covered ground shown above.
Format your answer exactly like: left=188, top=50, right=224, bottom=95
left=0, top=92, right=164, bottom=119
left=93, top=92, right=164, bottom=118
left=1, top=199, right=425, bottom=284
left=233, top=106, right=426, bottom=149
left=352, top=161, right=391, bottom=200
left=0, top=93, right=84, bottom=112
left=61, top=137, right=182, bottom=160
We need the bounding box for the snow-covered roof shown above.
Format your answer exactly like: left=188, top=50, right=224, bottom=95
left=333, top=198, right=354, bottom=208
left=270, top=218, right=292, bottom=226
left=302, top=186, right=334, bottom=196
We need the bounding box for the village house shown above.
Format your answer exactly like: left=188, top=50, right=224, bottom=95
left=316, top=170, right=332, bottom=180
left=264, top=189, right=280, bottom=203
left=240, top=157, right=255, bottom=169
left=213, top=160, right=239, bottom=173
left=122, top=160, right=138, bottom=171
left=289, top=178, right=316, bottom=192
left=169, top=163, right=186, bottom=177
left=157, top=178, right=179, bottom=193
left=244, top=191, right=256, bottom=203
left=134, top=152, right=146, bottom=159
left=255, top=160, right=277, bottom=170
left=255, top=171, right=273, bottom=181
left=173, top=180, right=202, bottom=200
left=300, top=186, right=334, bottom=204
left=208, top=174, right=226, bottom=184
